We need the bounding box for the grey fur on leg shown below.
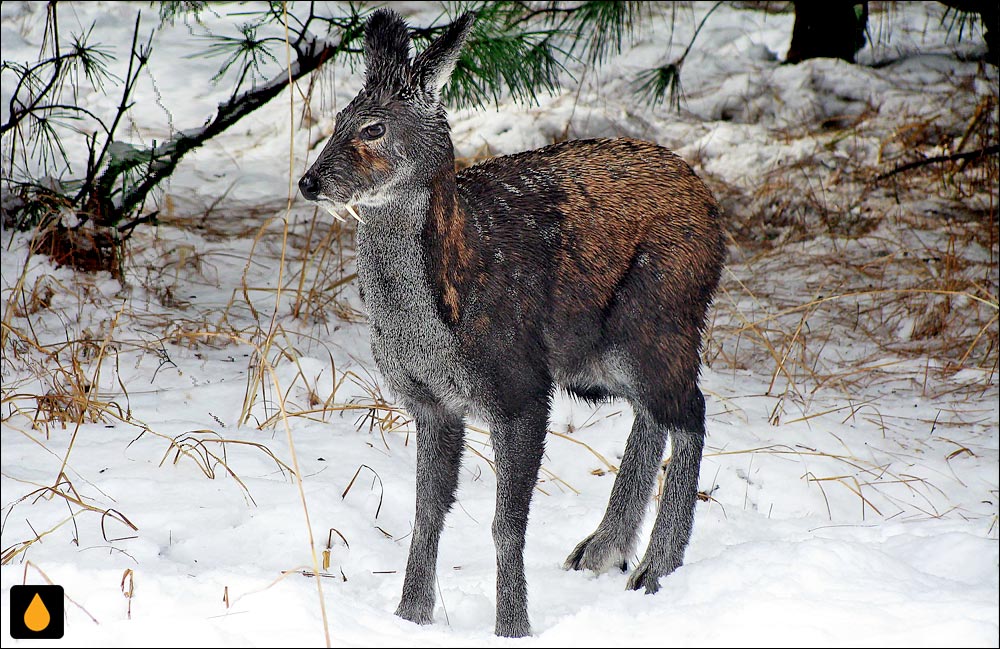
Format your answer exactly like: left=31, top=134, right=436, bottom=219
left=491, top=409, right=547, bottom=638
left=395, top=403, right=465, bottom=625
left=627, top=393, right=706, bottom=593
left=564, top=408, right=668, bottom=574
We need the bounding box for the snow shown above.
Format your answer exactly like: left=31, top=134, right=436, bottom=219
left=2, top=1, right=997, bottom=647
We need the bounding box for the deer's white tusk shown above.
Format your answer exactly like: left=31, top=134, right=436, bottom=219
left=344, top=203, right=366, bottom=225
left=323, top=204, right=346, bottom=222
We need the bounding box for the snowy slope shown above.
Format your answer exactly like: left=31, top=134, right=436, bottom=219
left=2, top=2, right=997, bottom=647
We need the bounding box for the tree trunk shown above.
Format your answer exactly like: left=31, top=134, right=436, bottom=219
left=938, top=0, right=999, bottom=67
left=785, top=1, right=869, bottom=64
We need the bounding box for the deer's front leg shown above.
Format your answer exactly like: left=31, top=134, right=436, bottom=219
left=395, top=402, right=465, bottom=625
left=490, top=404, right=548, bottom=638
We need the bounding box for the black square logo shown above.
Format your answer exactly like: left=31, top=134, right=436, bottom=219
left=9, top=585, right=64, bottom=639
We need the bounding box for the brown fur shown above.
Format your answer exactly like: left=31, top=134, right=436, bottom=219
left=422, top=169, right=475, bottom=325
left=355, top=141, right=392, bottom=177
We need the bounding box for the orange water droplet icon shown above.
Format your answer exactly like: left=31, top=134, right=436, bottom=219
left=24, top=592, right=51, bottom=632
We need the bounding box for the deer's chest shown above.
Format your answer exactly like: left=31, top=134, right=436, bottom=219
left=356, top=228, right=472, bottom=409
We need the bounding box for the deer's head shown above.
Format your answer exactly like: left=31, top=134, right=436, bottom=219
left=298, top=9, right=474, bottom=218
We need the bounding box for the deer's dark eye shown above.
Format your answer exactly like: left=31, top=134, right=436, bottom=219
left=360, top=123, right=386, bottom=140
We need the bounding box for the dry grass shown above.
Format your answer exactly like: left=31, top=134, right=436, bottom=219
left=2, top=16, right=998, bottom=642
left=1, top=472, right=139, bottom=564
left=702, top=82, right=998, bottom=404
left=684, top=66, right=998, bottom=530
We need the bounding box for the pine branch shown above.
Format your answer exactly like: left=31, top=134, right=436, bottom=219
left=83, top=12, right=151, bottom=214
left=114, top=29, right=352, bottom=218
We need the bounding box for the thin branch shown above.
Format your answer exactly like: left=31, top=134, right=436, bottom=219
left=1, top=3, right=63, bottom=135
left=115, top=30, right=349, bottom=217
left=116, top=210, right=158, bottom=237
left=509, top=5, right=577, bottom=30
left=678, top=1, right=723, bottom=65
left=875, top=144, right=1000, bottom=181
left=9, top=103, right=111, bottom=133
left=82, top=12, right=150, bottom=208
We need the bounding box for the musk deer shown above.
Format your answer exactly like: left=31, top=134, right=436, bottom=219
left=299, top=9, right=725, bottom=638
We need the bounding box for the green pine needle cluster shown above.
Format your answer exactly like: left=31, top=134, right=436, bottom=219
left=439, top=0, right=646, bottom=109
left=635, top=62, right=683, bottom=111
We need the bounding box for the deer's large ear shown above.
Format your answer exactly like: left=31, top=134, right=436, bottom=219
left=364, top=9, right=413, bottom=90
left=413, top=12, right=476, bottom=102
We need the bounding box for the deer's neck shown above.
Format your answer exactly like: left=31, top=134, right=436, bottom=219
left=355, top=165, right=477, bottom=318
left=354, top=184, right=437, bottom=320
left=353, top=166, right=478, bottom=405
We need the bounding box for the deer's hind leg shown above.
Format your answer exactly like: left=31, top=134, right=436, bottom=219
left=565, top=244, right=709, bottom=588
left=564, top=404, right=667, bottom=574
left=626, top=389, right=705, bottom=593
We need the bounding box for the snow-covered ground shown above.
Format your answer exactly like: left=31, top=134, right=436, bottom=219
left=2, top=2, right=997, bottom=646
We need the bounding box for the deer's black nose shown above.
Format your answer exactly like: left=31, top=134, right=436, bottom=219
left=298, top=173, right=320, bottom=201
